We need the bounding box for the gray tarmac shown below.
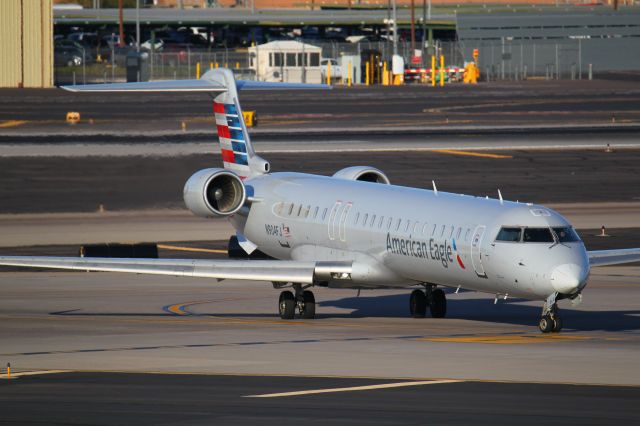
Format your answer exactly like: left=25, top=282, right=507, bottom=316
left=1, top=372, right=638, bottom=425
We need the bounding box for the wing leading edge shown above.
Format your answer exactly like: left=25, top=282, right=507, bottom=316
left=588, top=248, right=640, bottom=267
left=0, top=256, right=351, bottom=284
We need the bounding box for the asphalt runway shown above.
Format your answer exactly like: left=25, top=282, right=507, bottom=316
left=1, top=373, right=638, bottom=425
left=0, top=266, right=639, bottom=386
left=1, top=79, right=640, bottom=138
left=2, top=148, right=640, bottom=213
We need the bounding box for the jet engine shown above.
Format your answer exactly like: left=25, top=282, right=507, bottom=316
left=332, top=166, right=390, bottom=184
left=183, top=168, right=246, bottom=218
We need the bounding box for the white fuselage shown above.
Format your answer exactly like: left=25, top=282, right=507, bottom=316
left=233, top=173, right=590, bottom=301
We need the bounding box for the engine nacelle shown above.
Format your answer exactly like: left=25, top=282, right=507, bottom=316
left=332, top=166, right=390, bottom=184
left=183, top=168, right=246, bottom=218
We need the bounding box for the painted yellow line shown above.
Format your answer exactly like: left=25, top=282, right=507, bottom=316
left=420, top=334, right=591, bottom=344
left=0, top=369, right=70, bottom=379
left=245, top=379, right=462, bottom=398
left=0, top=120, right=27, bottom=128
left=432, top=149, right=513, bottom=159
left=157, top=244, right=227, bottom=254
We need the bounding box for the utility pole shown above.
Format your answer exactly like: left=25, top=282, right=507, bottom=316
left=392, top=0, right=398, bottom=57
left=410, top=0, right=416, bottom=57
left=118, top=0, right=124, bottom=48
left=135, top=0, right=140, bottom=52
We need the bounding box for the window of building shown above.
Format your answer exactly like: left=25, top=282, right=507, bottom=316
left=273, top=52, right=283, bottom=67
left=286, top=53, right=296, bottom=66
left=310, top=52, right=320, bottom=66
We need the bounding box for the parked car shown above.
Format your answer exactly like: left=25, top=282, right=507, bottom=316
left=55, top=46, right=83, bottom=67
left=320, top=58, right=342, bottom=82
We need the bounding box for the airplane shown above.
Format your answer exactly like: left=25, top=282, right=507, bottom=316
left=1, top=68, right=639, bottom=333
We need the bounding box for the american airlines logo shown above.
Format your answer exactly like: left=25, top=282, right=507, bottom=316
left=386, top=233, right=463, bottom=269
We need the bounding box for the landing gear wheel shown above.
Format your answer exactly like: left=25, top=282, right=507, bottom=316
left=301, top=290, right=316, bottom=319
left=539, top=315, right=554, bottom=333
left=410, top=290, right=427, bottom=318
left=278, top=291, right=295, bottom=320
left=429, top=289, right=447, bottom=318
left=552, top=316, right=563, bottom=333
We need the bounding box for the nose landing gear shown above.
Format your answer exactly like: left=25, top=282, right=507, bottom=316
left=409, top=285, right=447, bottom=319
left=278, top=284, right=316, bottom=320
left=539, top=292, right=563, bottom=333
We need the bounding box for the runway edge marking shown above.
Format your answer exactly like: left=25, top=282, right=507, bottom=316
left=244, top=379, right=463, bottom=398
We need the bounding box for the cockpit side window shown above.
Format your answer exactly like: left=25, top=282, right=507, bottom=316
left=496, top=227, right=522, bottom=242
left=523, top=227, right=554, bottom=243
left=553, top=227, right=581, bottom=243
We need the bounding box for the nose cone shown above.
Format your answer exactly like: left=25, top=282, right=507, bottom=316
left=550, top=263, right=589, bottom=294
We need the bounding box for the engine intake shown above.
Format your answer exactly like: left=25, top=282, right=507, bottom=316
left=332, top=166, right=390, bottom=184
left=183, top=168, right=246, bottom=218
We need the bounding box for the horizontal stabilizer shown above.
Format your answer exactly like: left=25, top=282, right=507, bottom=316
left=588, top=248, right=640, bottom=267
left=61, top=69, right=330, bottom=93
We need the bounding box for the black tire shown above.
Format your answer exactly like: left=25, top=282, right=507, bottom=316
left=301, top=290, right=315, bottom=319
left=410, top=289, right=427, bottom=318
left=552, top=316, right=563, bottom=333
left=430, top=289, right=447, bottom=318
left=539, top=315, right=554, bottom=333
left=278, top=291, right=295, bottom=320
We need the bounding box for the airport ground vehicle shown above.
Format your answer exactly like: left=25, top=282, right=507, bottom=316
left=2, top=69, right=639, bottom=333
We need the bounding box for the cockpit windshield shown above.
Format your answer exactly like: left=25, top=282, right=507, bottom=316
left=553, top=227, right=581, bottom=243
left=495, top=227, right=522, bottom=242
left=523, top=227, right=555, bottom=243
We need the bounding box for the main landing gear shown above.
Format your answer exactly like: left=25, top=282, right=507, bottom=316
left=278, top=283, right=315, bottom=320
left=409, top=285, right=446, bottom=319
left=539, top=292, right=563, bottom=333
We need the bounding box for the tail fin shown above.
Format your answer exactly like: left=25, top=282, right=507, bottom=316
left=61, top=70, right=329, bottom=179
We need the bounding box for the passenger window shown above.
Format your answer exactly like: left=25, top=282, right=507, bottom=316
left=363, top=214, right=368, bottom=226
left=413, top=222, right=420, bottom=234
left=496, top=227, right=522, bottom=242
left=432, top=224, right=437, bottom=236
left=395, top=219, right=401, bottom=231
left=456, top=227, right=462, bottom=239
left=440, top=225, right=445, bottom=237
left=465, top=228, right=471, bottom=241
left=354, top=212, right=360, bottom=225
left=313, top=206, right=319, bottom=219
left=387, top=217, right=393, bottom=229
left=322, top=208, right=328, bottom=220
left=422, top=223, right=429, bottom=235
left=378, top=216, right=384, bottom=228
left=288, top=203, right=294, bottom=216
left=404, top=220, right=411, bottom=232
left=553, top=227, right=581, bottom=243
left=297, top=205, right=302, bottom=216
left=275, top=202, right=284, bottom=215
left=523, top=227, right=554, bottom=243
left=370, top=215, right=376, bottom=227
left=449, top=226, right=454, bottom=238
left=304, top=205, right=310, bottom=218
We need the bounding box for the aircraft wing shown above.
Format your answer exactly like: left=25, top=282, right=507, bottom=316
left=0, top=256, right=351, bottom=284
left=588, top=248, right=640, bottom=267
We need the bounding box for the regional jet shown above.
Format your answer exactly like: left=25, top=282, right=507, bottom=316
left=2, top=69, right=639, bottom=333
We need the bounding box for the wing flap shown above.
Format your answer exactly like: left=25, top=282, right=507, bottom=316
left=0, top=256, right=322, bottom=283
left=588, top=248, right=640, bottom=267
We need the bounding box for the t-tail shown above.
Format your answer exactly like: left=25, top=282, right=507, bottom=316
left=61, top=69, right=329, bottom=179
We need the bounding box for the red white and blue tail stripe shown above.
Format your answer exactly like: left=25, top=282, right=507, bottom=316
left=214, top=101, right=252, bottom=179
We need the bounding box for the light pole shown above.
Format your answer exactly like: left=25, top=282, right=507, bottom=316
left=136, top=0, right=140, bottom=52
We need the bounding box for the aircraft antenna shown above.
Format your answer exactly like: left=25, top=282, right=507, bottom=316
left=432, top=180, right=438, bottom=195
left=498, top=189, right=504, bottom=205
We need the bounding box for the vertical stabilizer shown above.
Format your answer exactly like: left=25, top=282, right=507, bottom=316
left=206, top=69, right=270, bottom=179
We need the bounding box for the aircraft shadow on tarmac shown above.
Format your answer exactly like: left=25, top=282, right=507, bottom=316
left=49, top=293, right=640, bottom=332
left=319, top=294, right=640, bottom=332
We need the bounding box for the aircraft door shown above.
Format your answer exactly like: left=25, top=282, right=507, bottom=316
left=471, top=225, right=488, bottom=278
left=338, top=202, right=352, bottom=242
left=327, top=201, right=342, bottom=240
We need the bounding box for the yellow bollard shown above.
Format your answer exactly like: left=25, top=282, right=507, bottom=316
left=210, top=62, right=214, bottom=70
left=181, top=121, right=187, bottom=132
left=196, top=62, right=201, bottom=79
left=365, top=62, right=370, bottom=86
left=326, top=61, right=331, bottom=85
left=347, top=61, right=352, bottom=87
left=224, top=62, right=228, bottom=68
left=215, top=62, right=219, bottom=68
left=382, top=62, right=388, bottom=85
left=236, top=62, right=240, bottom=69
left=431, top=56, right=436, bottom=87
left=440, top=55, right=445, bottom=87
left=66, top=111, right=80, bottom=124
left=6, top=363, right=10, bottom=379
